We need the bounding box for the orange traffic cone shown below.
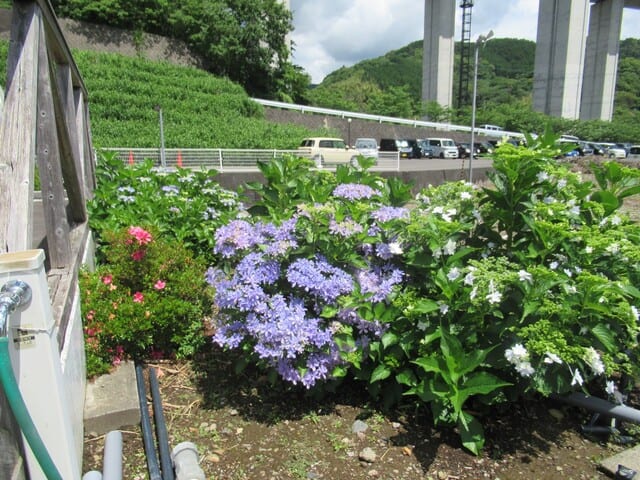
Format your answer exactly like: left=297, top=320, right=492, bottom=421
left=177, top=150, right=183, bottom=168
left=128, top=150, right=134, bottom=165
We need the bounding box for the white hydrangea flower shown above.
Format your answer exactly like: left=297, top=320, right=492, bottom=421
left=632, top=306, right=639, bottom=321
left=571, top=369, right=584, bottom=386
left=606, top=380, right=616, bottom=396
left=557, top=178, right=567, bottom=189
left=518, top=270, right=533, bottom=283
left=443, top=239, right=457, bottom=256
left=610, top=215, right=622, bottom=226
left=486, top=280, right=502, bottom=304
left=460, top=191, right=472, bottom=200
left=505, top=343, right=528, bottom=364
left=606, top=243, right=620, bottom=254
left=515, top=361, right=535, bottom=377
left=388, top=242, right=403, bottom=255
left=543, top=352, right=562, bottom=364
left=536, top=171, right=549, bottom=183
left=470, top=287, right=478, bottom=300
left=549, top=261, right=559, bottom=270
left=585, top=246, right=593, bottom=254
left=585, top=347, right=605, bottom=376
left=464, top=272, right=475, bottom=286
left=447, top=267, right=461, bottom=281
left=439, top=303, right=449, bottom=315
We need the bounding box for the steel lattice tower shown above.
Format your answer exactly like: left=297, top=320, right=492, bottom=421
left=457, top=0, right=474, bottom=109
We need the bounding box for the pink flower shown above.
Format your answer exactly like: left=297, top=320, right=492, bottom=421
left=131, top=250, right=146, bottom=261
left=133, top=292, right=144, bottom=303
left=101, top=274, right=113, bottom=285
left=128, top=226, right=153, bottom=245
left=154, top=280, right=166, bottom=290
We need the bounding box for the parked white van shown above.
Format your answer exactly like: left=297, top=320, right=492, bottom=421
left=425, top=138, right=459, bottom=159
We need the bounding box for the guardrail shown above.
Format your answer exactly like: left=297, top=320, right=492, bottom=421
left=100, top=148, right=403, bottom=171
left=251, top=98, right=525, bottom=139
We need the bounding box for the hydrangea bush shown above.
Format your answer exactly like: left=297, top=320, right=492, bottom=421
left=88, top=151, right=243, bottom=261
left=208, top=143, right=640, bottom=454
left=80, top=226, right=212, bottom=378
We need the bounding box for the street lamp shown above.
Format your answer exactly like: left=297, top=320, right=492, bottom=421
left=154, top=105, right=166, bottom=169
left=347, top=118, right=352, bottom=147
left=468, top=30, right=494, bottom=183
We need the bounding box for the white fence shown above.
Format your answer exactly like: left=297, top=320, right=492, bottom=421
left=100, top=148, right=402, bottom=171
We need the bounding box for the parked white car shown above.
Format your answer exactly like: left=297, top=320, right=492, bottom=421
left=299, top=137, right=360, bottom=168
left=599, top=142, right=627, bottom=159
left=353, top=138, right=379, bottom=162
left=627, top=145, right=640, bottom=162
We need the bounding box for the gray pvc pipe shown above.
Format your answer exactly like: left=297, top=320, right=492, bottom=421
left=555, top=392, right=640, bottom=424
left=103, top=430, right=123, bottom=480
left=82, top=471, right=102, bottom=480
left=171, top=442, right=205, bottom=480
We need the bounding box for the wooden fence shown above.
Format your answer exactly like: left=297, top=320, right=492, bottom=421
left=0, top=0, right=95, bottom=345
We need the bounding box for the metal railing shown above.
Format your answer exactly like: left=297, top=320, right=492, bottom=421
left=251, top=98, right=525, bottom=139
left=100, top=148, right=402, bottom=171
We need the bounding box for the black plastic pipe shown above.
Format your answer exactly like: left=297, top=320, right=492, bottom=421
left=149, top=366, right=175, bottom=480
left=135, top=363, right=162, bottom=480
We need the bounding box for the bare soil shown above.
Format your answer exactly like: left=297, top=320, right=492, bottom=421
left=82, top=344, right=640, bottom=480
left=83, top=157, right=640, bottom=480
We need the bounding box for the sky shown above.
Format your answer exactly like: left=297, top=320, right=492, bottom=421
left=289, top=0, right=640, bottom=84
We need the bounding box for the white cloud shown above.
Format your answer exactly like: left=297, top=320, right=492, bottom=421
left=290, top=0, right=640, bottom=83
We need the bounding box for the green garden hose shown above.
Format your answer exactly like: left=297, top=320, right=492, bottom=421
left=0, top=337, right=63, bottom=480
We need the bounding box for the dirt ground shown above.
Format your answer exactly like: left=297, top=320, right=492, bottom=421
left=82, top=343, right=640, bottom=480
left=83, top=157, right=640, bottom=480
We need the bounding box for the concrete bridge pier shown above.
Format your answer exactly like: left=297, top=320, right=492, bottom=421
left=580, top=0, right=624, bottom=120
left=532, top=0, right=590, bottom=119
left=422, top=0, right=456, bottom=110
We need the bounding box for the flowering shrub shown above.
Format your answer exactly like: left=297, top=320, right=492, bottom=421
left=80, top=226, right=212, bottom=378
left=207, top=174, right=411, bottom=388
left=208, top=145, right=640, bottom=454
left=88, top=151, right=243, bottom=262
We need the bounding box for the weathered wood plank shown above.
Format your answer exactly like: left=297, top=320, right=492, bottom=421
left=51, top=60, right=86, bottom=222
left=36, top=19, right=71, bottom=268
left=37, top=0, right=87, bottom=94
left=0, top=2, right=40, bottom=254
left=75, top=89, right=97, bottom=197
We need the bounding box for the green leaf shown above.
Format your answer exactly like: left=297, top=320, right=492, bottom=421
left=458, top=412, right=485, bottom=456
left=590, top=323, right=618, bottom=352
left=413, top=299, right=440, bottom=314
left=370, top=364, right=392, bottom=383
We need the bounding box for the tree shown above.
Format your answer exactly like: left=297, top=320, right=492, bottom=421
left=51, top=0, right=296, bottom=99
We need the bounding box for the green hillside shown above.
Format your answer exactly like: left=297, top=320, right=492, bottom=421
left=0, top=41, right=324, bottom=148
left=307, top=38, right=640, bottom=141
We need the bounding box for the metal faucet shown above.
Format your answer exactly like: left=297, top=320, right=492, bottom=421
left=0, top=280, right=32, bottom=337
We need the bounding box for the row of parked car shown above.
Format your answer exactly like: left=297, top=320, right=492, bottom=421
left=298, top=136, right=502, bottom=168
left=298, top=136, right=640, bottom=168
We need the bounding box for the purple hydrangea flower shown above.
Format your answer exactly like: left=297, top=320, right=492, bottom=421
left=371, top=206, right=410, bottom=223
left=236, top=253, right=281, bottom=285
left=286, top=256, right=354, bottom=303
left=332, top=183, right=381, bottom=200
left=357, top=264, right=404, bottom=302
left=213, top=220, right=263, bottom=257
left=329, top=217, right=364, bottom=237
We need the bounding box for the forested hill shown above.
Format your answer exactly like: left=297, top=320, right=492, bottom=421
left=306, top=37, right=640, bottom=139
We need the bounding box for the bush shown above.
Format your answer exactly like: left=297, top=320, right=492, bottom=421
left=80, top=226, right=212, bottom=378
left=207, top=145, right=640, bottom=454
left=87, top=151, right=243, bottom=262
